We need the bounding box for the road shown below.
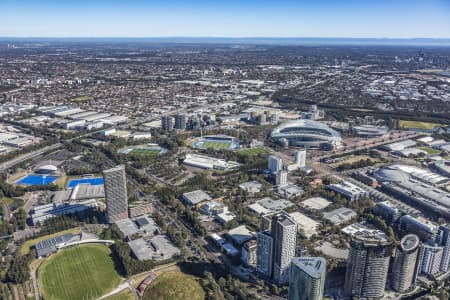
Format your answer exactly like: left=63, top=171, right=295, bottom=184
left=0, top=197, right=12, bottom=221
left=31, top=264, right=40, bottom=300
left=0, top=127, right=108, bottom=174
left=0, top=143, right=63, bottom=173
left=314, top=131, right=422, bottom=161
left=96, top=282, right=130, bottom=300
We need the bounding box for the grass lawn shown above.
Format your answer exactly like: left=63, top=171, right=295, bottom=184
left=54, top=175, right=67, bottom=189
left=39, top=244, right=121, bottom=300
left=143, top=271, right=205, bottom=300
left=3, top=196, right=15, bottom=206
left=238, top=147, right=270, bottom=156
left=104, top=289, right=134, bottom=300
left=199, top=141, right=231, bottom=150
left=19, top=227, right=81, bottom=255
left=399, top=120, right=442, bottom=130
left=420, top=147, right=441, bottom=155
left=130, top=149, right=160, bottom=156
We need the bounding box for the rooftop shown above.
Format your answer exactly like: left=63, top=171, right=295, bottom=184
left=227, top=225, right=255, bottom=245
left=301, top=197, right=332, bottom=210
left=182, top=190, right=212, bottom=206
left=400, top=234, right=420, bottom=251
left=292, top=257, right=326, bottom=279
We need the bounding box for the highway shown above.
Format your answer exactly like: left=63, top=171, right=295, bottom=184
left=0, top=143, right=62, bottom=173
left=314, top=130, right=422, bottom=161
left=0, top=127, right=109, bottom=174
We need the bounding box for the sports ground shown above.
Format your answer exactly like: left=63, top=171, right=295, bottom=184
left=130, top=148, right=161, bottom=156
left=38, top=244, right=120, bottom=300
left=192, top=136, right=240, bottom=150
left=66, top=177, right=104, bottom=189
left=143, top=271, right=205, bottom=300
left=399, top=120, right=442, bottom=131
left=16, top=174, right=59, bottom=186
left=195, top=140, right=234, bottom=150
left=238, top=147, right=270, bottom=156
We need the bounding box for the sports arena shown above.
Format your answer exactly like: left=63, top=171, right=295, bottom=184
left=192, top=135, right=240, bottom=150
left=271, top=119, right=342, bottom=149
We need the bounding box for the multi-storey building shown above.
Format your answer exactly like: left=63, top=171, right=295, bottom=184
left=419, top=243, right=444, bottom=276
left=174, top=114, right=186, bottom=130
left=271, top=212, right=297, bottom=285
left=161, top=115, right=173, bottom=131
left=294, top=149, right=306, bottom=168
left=103, top=165, right=128, bottom=223
left=391, top=234, right=420, bottom=292
left=437, top=224, right=450, bottom=272
left=268, top=155, right=283, bottom=174
left=276, top=170, right=288, bottom=186
left=344, top=230, right=392, bottom=299
left=256, top=230, right=273, bottom=277
left=288, top=257, right=326, bottom=300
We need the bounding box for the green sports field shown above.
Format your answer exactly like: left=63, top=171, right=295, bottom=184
left=399, top=120, right=442, bottom=130
left=420, top=147, right=441, bottom=155
left=130, top=148, right=161, bottom=156
left=238, top=147, right=270, bottom=156
left=198, top=141, right=232, bottom=150
left=39, top=244, right=121, bottom=300
left=143, top=271, right=205, bottom=300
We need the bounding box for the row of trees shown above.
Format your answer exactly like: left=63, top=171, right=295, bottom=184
left=335, top=158, right=375, bottom=171
left=6, top=252, right=34, bottom=284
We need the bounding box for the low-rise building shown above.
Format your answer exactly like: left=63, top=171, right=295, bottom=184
left=183, top=153, right=240, bottom=170
left=327, top=181, right=368, bottom=201
left=239, top=181, right=263, bottom=194
left=227, top=225, right=255, bottom=245
left=128, top=235, right=180, bottom=261
left=182, top=190, right=212, bottom=207
left=323, top=207, right=357, bottom=225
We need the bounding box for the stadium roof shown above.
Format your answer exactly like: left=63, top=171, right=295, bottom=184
left=271, top=119, right=341, bottom=141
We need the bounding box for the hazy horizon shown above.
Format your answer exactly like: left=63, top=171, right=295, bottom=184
left=2, top=37, right=450, bottom=47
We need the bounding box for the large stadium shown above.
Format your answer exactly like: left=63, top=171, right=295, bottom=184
left=192, top=135, right=240, bottom=150
left=271, top=119, right=342, bottom=149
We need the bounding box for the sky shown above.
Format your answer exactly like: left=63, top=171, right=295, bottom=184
left=0, top=0, right=450, bottom=38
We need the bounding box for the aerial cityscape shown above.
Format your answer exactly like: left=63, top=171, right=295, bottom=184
left=1, top=1, right=450, bottom=300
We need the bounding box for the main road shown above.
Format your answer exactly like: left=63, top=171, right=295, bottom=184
left=0, top=143, right=63, bottom=173
left=0, top=128, right=109, bottom=174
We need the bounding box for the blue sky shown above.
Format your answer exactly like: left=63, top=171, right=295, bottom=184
left=0, top=0, right=449, bottom=38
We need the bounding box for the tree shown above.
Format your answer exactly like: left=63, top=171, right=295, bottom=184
left=6, top=253, right=32, bottom=284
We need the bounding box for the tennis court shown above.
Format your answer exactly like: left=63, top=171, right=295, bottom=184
left=67, top=177, right=104, bottom=189
left=16, top=174, right=59, bottom=186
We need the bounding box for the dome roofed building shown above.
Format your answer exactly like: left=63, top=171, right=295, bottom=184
left=36, top=165, right=58, bottom=174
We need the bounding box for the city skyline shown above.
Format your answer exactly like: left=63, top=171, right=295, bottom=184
left=1, top=0, right=450, bottom=38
